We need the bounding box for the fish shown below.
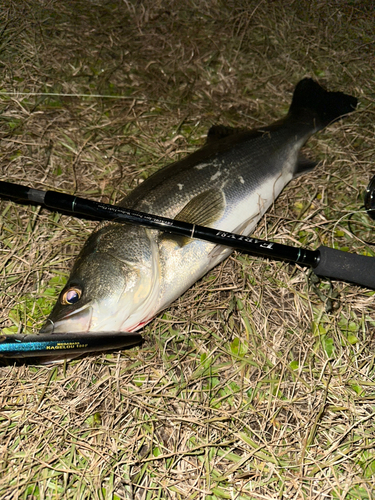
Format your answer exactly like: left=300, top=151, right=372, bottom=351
left=40, top=78, right=357, bottom=343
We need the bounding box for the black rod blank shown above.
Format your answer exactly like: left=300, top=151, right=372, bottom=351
left=1, top=180, right=375, bottom=289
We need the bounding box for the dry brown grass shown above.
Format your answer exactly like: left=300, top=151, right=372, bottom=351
left=1, top=1, right=375, bottom=498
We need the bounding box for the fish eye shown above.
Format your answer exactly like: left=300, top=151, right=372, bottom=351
left=61, top=287, right=82, bottom=305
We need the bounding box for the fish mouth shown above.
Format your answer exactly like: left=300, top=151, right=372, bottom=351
left=39, top=304, right=93, bottom=334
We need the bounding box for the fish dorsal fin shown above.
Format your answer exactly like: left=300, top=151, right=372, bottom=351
left=161, top=189, right=225, bottom=247
left=206, top=125, right=244, bottom=144
left=294, top=154, right=318, bottom=177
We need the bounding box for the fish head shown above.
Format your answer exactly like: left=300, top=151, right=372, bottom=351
left=40, top=225, right=160, bottom=335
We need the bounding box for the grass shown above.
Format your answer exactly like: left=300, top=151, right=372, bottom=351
left=1, top=0, right=375, bottom=498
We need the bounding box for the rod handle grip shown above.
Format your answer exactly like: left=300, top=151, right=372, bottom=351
left=314, top=245, right=375, bottom=289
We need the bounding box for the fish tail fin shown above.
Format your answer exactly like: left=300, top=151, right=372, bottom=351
left=289, top=78, right=357, bottom=129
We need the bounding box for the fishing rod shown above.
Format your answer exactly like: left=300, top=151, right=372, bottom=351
left=1, top=181, right=375, bottom=290
left=0, top=331, right=142, bottom=358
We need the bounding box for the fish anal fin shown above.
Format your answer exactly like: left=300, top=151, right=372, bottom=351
left=294, top=154, right=319, bottom=177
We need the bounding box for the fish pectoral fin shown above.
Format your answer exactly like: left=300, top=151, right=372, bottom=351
left=294, top=154, right=319, bottom=177
left=174, top=189, right=226, bottom=227
left=161, top=189, right=226, bottom=248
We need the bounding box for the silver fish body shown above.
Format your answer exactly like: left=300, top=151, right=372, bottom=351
left=41, top=79, right=357, bottom=338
